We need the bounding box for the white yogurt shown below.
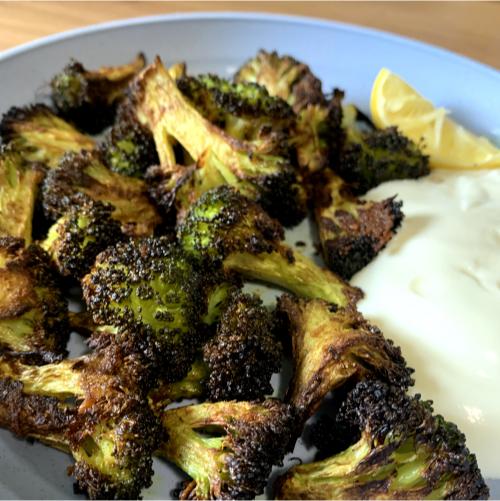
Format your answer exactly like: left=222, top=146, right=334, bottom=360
left=351, top=168, right=500, bottom=478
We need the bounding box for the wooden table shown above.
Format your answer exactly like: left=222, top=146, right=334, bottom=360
left=0, top=2, right=498, bottom=69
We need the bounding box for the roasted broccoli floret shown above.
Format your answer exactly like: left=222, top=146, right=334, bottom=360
left=40, top=193, right=123, bottom=279
left=97, top=107, right=159, bottom=178
left=0, top=338, right=163, bottom=499
left=50, top=53, right=146, bottom=133
left=235, top=49, right=325, bottom=113
left=0, top=237, right=69, bottom=362
left=275, top=380, right=489, bottom=500
left=158, top=399, right=297, bottom=499
left=178, top=186, right=362, bottom=308
left=337, top=122, right=430, bottom=194
left=0, top=104, right=95, bottom=168
left=177, top=73, right=294, bottom=156
left=149, top=292, right=282, bottom=410
left=42, top=150, right=161, bottom=237
left=314, top=170, right=404, bottom=279
left=82, top=237, right=212, bottom=381
left=0, top=146, right=45, bottom=244
left=134, top=57, right=306, bottom=227
left=277, top=294, right=413, bottom=419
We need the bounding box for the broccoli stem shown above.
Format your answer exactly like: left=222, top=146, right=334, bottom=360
left=223, top=250, right=360, bottom=307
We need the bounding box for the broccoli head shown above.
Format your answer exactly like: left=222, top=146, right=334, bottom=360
left=177, top=73, right=294, bottom=157
left=134, top=57, right=306, bottom=227
left=42, top=150, right=161, bottom=237
left=234, top=49, right=325, bottom=113
left=82, top=237, right=211, bottom=381
left=158, top=399, right=297, bottom=499
left=150, top=291, right=282, bottom=410
left=0, top=237, right=69, bottom=362
left=0, top=337, right=163, bottom=499
left=0, top=104, right=95, bottom=168
left=275, top=380, right=489, bottom=500
left=40, top=193, right=123, bottom=279
left=97, top=107, right=159, bottom=178
left=337, top=124, right=430, bottom=194
left=178, top=185, right=362, bottom=308
left=0, top=146, right=45, bottom=245
left=50, top=53, right=146, bottom=133
left=277, top=294, right=413, bottom=419
left=314, top=170, right=404, bottom=279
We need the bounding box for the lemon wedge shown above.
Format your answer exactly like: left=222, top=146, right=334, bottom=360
left=370, top=68, right=500, bottom=169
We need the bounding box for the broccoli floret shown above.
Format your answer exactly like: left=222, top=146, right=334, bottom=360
left=82, top=237, right=212, bottom=381
left=234, top=49, right=325, bottom=113
left=277, top=294, right=413, bottom=419
left=337, top=124, right=430, bottom=194
left=0, top=338, right=163, bottom=499
left=134, top=57, right=306, bottom=227
left=40, top=193, right=123, bottom=279
left=0, top=146, right=45, bottom=244
left=50, top=53, right=146, bottom=133
left=177, top=73, right=294, bottom=157
left=0, top=237, right=69, bottom=362
left=158, top=399, right=297, bottom=499
left=178, top=186, right=362, bottom=308
left=275, top=380, right=489, bottom=500
left=149, top=292, right=282, bottom=410
left=97, top=108, right=159, bottom=178
left=42, top=150, right=161, bottom=237
left=314, top=170, right=404, bottom=279
left=0, top=104, right=95, bottom=168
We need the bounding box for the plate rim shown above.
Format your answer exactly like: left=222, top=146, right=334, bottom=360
left=0, top=10, right=498, bottom=80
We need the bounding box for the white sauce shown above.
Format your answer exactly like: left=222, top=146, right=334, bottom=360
left=351, top=169, right=500, bottom=478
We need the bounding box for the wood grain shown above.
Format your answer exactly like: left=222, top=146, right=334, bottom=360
left=0, top=2, right=498, bottom=69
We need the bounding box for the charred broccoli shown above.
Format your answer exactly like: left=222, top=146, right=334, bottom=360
left=149, top=292, right=282, bottom=410
left=234, top=49, right=325, bottom=113
left=177, top=73, right=294, bottom=156
left=134, top=57, right=306, bottom=226
left=0, top=146, right=45, bottom=244
left=97, top=107, right=159, bottom=178
left=0, top=338, right=163, bottom=499
left=50, top=53, right=146, bottom=133
left=275, top=380, right=488, bottom=500
left=0, top=237, right=68, bottom=362
left=158, top=399, right=297, bottom=499
left=0, top=104, right=95, bottom=168
left=82, top=237, right=213, bottom=381
left=42, top=150, right=161, bottom=237
left=277, top=294, right=413, bottom=419
left=337, top=121, right=430, bottom=194
left=40, top=193, right=123, bottom=279
left=178, top=186, right=362, bottom=308
left=315, top=170, right=404, bottom=279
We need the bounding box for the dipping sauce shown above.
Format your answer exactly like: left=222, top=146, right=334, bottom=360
left=352, top=168, right=500, bottom=478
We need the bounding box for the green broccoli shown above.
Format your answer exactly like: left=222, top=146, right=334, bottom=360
left=178, top=185, right=362, bottom=308
left=0, top=338, right=163, bottom=499
left=277, top=294, right=413, bottom=419
left=0, top=146, right=45, bottom=245
left=0, top=104, right=95, bottom=168
left=50, top=53, right=146, bottom=133
left=0, top=237, right=69, bottom=362
left=42, top=150, right=161, bottom=237
left=149, top=292, right=282, bottom=410
left=314, top=170, right=404, bottom=279
left=157, top=399, right=297, bottom=499
left=275, top=380, right=489, bottom=500
left=134, top=57, right=306, bottom=226
left=40, top=193, right=123, bottom=279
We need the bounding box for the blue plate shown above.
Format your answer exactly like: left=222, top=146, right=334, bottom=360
left=0, top=12, right=498, bottom=499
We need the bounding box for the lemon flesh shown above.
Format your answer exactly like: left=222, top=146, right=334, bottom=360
left=370, top=68, right=500, bottom=170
